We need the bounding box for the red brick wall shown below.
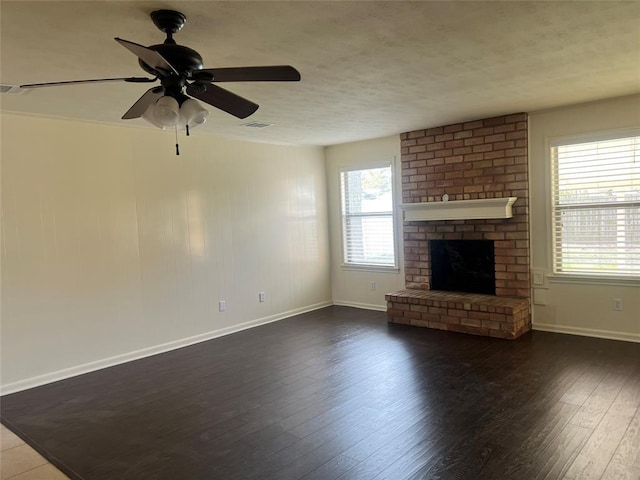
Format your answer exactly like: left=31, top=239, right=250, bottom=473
left=400, top=113, right=530, bottom=298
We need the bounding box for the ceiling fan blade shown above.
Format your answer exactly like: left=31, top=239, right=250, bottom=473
left=122, top=86, right=164, bottom=119
left=20, top=77, right=156, bottom=89
left=194, top=66, right=301, bottom=82
left=186, top=83, right=258, bottom=119
left=115, top=37, right=178, bottom=75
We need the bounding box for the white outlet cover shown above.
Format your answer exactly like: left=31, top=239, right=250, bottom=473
left=532, top=270, right=545, bottom=285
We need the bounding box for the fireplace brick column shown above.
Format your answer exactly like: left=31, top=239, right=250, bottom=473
left=387, top=113, right=532, bottom=339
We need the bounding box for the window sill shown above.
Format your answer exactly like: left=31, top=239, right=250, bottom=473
left=547, top=274, right=640, bottom=287
left=341, top=264, right=400, bottom=274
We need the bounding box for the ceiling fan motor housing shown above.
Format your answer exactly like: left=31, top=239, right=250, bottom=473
left=139, top=44, right=203, bottom=76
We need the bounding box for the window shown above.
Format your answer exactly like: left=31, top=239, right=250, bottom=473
left=551, top=132, right=640, bottom=278
left=340, top=163, right=396, bottom=268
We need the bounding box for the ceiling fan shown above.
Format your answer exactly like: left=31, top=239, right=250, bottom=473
left=19, top=9, right=301, bottom=132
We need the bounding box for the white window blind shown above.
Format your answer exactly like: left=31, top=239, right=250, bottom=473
left=551, top=133, right=640, bottom=277
left=340, top=164, right=396, bottom=267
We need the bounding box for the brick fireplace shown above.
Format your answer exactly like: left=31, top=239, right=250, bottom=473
left=386, top=113, right=532, bottom=339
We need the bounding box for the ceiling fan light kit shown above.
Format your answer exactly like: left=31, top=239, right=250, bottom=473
left=152, top=96, right=180, bottom=127
left=140, top=106, right=165, bottom=130
left=18, top=9, right=300, bottom=154
left=141, top=96, right=209, bottom=131
left=179, top=99, right=209, bottom=128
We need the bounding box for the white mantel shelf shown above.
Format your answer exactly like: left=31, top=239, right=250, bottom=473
left=401, top=197, right=517, bottom=222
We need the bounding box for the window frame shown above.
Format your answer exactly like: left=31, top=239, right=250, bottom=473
left=339, top=160, right=399, bottom=272
left=547, top=127, right=640, bottom=285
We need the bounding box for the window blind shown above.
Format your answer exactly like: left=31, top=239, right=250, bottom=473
left=551, top=134, right=640, bottom=277
left=340, top=165, right=396, bottom=267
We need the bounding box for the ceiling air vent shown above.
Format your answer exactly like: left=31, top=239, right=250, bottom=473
left=242, top=121, right=273, bottom=129
left=0, top=85, right=23, bottom=94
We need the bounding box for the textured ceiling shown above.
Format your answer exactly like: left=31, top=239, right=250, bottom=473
left=1, top=1, right=639, bottom=146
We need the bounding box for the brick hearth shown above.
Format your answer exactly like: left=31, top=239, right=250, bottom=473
left=386, top=290, right=530, bottom=340
left=387, top=113, right=532, bottom=339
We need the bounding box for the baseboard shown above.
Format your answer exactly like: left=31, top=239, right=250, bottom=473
left=0, top=301, right=333, bottom=396
left=533, top=322, right=640, bottom=343
left=332, top=300, right=387, bottom=312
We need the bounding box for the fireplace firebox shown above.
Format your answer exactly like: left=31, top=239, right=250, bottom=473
left=430, top=240, right=495, bottom=295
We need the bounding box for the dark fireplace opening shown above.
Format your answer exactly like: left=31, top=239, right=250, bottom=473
left=430, top=240, right=495, bottom=295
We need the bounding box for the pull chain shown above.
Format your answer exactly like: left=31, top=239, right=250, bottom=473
left=175, top=125, right=180, bottom=156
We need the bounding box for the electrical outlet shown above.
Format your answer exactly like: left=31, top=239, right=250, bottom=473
left=370, top=281, right=376, bottom=290
left=259, top=292, right=266, bottom=303
left=531, top=269, right=544, bottom=285
left=613, top=298, right=623, bottom=311
left=218, top=300, right=226, bottom=312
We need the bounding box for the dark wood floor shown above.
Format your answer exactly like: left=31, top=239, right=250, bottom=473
left=2, top=306, right=639, bottom=480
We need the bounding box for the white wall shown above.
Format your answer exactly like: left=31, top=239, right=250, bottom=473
left=325, top=135, right=404, bottom=310
left=529, top=95, right=640, bottom=342
left=1, top=113, right=331, bottom=391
